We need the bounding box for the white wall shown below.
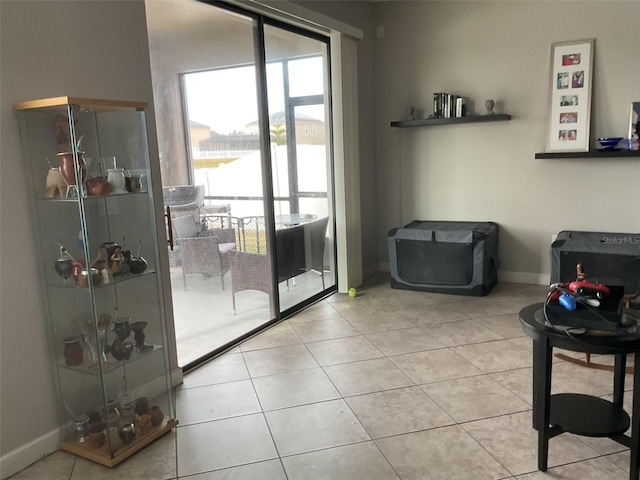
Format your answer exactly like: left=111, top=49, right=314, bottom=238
left=374, top=1, right=640, bottom=284
left=0, top=2, right=176, bottom=477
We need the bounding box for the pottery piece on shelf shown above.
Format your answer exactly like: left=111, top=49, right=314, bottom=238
left=88, top=425, right=105, bottom=449
left=113, top=318, right=131, bottom=342
left=57, top=151, right=87, bottom=196
left=149, top=405, right=165, bottom=426
left=107, top=168, right=128, bottom=194
left=100, top=242, right=120, bottom=269
left=117, top=391, right=135, bottom=417
left=54, top=244, right=74, bottom=286
left=137, top=413, right=152, bottom=432
left=63, top=336, right=84, bottom=366
left=130, top=321, right=153, bottom=353
left=77, top=268, right=101, bottom=288
left=85, top=177, right=112, bottom=196
left=135, top=396, right=149, bottom=416
left=46, top=168, right=67, bottom=198
left=125, top=174, right=143, bottom=193
left=128, top=256, right=148, bottom=274
left=118, top=422, right=136, bottom=444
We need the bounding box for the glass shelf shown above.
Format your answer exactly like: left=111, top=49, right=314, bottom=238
left=48, top=269, right=157, bottom=289
left=59, top=344, right=163, bottom=376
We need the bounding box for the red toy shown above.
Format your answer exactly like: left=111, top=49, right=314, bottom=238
left=567, top=263, right=610, bottom=299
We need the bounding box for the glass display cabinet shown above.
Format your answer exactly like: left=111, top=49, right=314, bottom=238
left=14, top=97, right=177, bottom=467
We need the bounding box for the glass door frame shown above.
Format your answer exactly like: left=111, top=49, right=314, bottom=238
left=242, top=4, right=338, bottom=319
left=173, top=0, right=337, bottom=370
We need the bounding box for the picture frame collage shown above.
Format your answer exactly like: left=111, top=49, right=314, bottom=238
left=546, top=39, right=594, bottom=153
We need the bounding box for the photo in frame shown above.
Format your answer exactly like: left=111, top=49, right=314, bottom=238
left=629, top=102, right=640, bottom=151
left=546, top=39, right=594, bottom=153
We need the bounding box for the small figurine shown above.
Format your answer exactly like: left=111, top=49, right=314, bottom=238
left=91, top=247, right=109, bottom=271
left=406, top=106, right=416, bottom=121
left=485, top=99, right=496, bottom=115
left=110, top=246, right=124, bottom=274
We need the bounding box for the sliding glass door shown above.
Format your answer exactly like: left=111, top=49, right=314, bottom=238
left=146, top=0, right=336, bottom=369
left=263, top=25, right=335, bottom=313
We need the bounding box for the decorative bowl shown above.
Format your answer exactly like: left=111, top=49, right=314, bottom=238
left=597, top=137, right=624, bottom=150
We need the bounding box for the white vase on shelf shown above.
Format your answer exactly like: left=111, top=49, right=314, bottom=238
left=107, top=168, right=127, bottom=194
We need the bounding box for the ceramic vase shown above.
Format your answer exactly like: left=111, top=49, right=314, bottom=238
left=149, top=405, right=165, bottom=427
left=107, top=168, right=127, bottom=194
left=100, top=242, right=120, bottom=270
left=110, top=338, right=133, bottom=361
left=88, top=425, right=105, bottom=449
left=63, top=336, right=83, bottom=366
left=114, top=318, right=131, bottom=342
left=125, top=174, right=143, bottom=193
left=54, top=245, right=74, bottom=285
left=77, top=268, right=101, bottom=288
left=118, top=422, right=136, bottom=444
left=137, top=413, right=152, bottom=432
left=57, top=151, right=87, bottom=189
left=135, top=396, right=149, bottom=415
left=45, top=168, right=67, bottom=198
left=117, top=391, right=135, bottom=418
left=127, top=256, right=148, bottom=274
left=130, top=321, right=152, bottom=352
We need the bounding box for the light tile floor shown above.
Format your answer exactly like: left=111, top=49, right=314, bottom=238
left=9, top=273, right=637, bottom=479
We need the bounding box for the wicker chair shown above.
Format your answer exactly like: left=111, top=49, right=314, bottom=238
left=172, top=215, right=236, bottom=290
left=229, top=217, right=330, bottom=313
left=228, top=249, right=272, bottom=314
left=302, top=216, right=329, bottom=289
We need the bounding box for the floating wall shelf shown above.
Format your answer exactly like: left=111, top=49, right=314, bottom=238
left=535, top=150, right=640, bottom=159
left=391, top=114, right=511, bottom=128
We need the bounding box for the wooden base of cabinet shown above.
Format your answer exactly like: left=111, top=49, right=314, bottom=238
left=60, top=418, right=179, bottom=467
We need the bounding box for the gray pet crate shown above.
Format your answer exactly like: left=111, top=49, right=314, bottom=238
left=388, top=220, right=500, bottom=296
left=550, top=230, right=640, bottom=296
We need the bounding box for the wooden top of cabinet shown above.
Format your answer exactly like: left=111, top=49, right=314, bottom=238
left=13, top=96, right=148, bottom=112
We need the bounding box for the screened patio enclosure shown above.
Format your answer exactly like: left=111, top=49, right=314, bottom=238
left=146, top=0, right=337, bottom=368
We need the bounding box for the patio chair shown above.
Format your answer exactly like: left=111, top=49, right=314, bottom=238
left=228, top=249, right=272, bottom=314
left=229, top=216, right=330, bottom=313
left=173, top=215, right=236, bottom=290
left=163, top=185, right=205, bottom=222
left=303, top=216, right=329, bottom=289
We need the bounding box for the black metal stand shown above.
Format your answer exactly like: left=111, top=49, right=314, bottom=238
left=520, top=303, right=640, bottom=480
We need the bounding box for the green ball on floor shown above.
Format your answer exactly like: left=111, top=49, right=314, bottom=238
left=348, top=288, right=357, bottom=298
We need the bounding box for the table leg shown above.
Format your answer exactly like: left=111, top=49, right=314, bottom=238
left=630, top=353, right=640, bottom=480
left=535, top=336, right=553, bottom=471
left=614, top=354, right=627, bottom=407
left=532, top=340, right=538, bottom=430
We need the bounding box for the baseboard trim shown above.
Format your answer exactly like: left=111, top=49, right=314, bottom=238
left=0, top=428, right=60, bottom=480
left=499, top=270, right=549, bottom=285
left=377, top=262, right=547, bottom=286
left=362, top=263, right=379, bottom=280
left=171, top=366, right=184, bottom=387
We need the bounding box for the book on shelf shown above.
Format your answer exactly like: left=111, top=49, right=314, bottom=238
left=432, top=92, right=465, bottom=119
